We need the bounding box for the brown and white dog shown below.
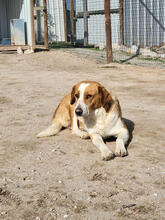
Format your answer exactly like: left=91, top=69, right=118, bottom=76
left=37, top=81, right=129, bottom=160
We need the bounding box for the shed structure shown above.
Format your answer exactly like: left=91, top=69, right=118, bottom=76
left=0, top=0, right=48, bottom=51
left=1, top=0, right=165, bottom=51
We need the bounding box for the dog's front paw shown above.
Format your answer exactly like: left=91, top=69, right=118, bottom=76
left=115, top=146, right=127, bottom=157
left=73, top=129, right=89, bottom=139
left=80, top=132, right=90, bottom=139
left=101, top=149, right=114, bottom=161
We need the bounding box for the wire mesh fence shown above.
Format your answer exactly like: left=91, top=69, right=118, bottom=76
left=46, top=0, right=165, bottom=66
left=116, top=0, right=165, bottom=65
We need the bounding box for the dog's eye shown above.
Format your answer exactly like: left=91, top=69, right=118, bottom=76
left=75, top=94, right=79, bottom=99
left=86, top=94, right=92, bottom=99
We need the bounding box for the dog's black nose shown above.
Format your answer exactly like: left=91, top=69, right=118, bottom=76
left=75, top=108, right=83, bottom=116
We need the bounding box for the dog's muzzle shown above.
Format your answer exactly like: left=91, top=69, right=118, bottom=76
left=75, top=107, right=83, bottom=116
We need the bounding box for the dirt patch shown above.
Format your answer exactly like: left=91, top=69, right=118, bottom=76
left=0, top=50, right=165, bottom=219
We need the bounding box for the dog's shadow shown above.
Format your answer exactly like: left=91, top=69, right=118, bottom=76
left=123, top=118, right=135, bottom=148
left=105, top=118, right=135, bottom=150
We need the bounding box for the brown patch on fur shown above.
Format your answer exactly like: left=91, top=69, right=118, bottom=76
left=121, top=118, right=128, bottom=129
left=114, top=99, right=122, bottom=118
left=98, top=86, right=114, bottom=112
left=70, top=85, right=76, bottom=105
left=83, top=84, right=102, bottom=111
left=107, top=91, right=122, bottom=117
left=69, top=103, right=75, bottom=129
left=52, top=93, right=71, bottom=127
left=52, top=103, right=60, bottom=120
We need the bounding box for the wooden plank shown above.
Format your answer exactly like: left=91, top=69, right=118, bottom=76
left=34, top=6, right=44, bottom=11
left=30, top=0, right=35, bottom=50
left=70, top=0, right=75, bottom=44
left=83, top=0, right=88, bottom=47
left=0, top=45, right=30, bottom=51
left=63, top=0, right=68, bottom=42
left=43, top=0, right=48, bottom=49
left=76, top=8, right=119, bottom=18
left=35, top=45, right=48, bottom=49
left=104, top=0, right=113, bottom=63
left=0, top=45, right=48, bottom=51
left=119, top=0, right=124, bottom=45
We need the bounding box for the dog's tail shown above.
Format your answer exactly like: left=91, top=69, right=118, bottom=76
left=36, top=122, right=62, bottom=138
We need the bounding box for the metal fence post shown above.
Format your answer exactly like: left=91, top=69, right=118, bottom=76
left=63, top=0, right=68, bottom=42
left=83, top=0, right=88, bottom=47
left=43, top=0, right=48, bottom=49
left=70, top=0, right=75, bottom=44
left=104, top=0, right=113, bottom=63
left=119, top=0, right=124, bottom=45
left=30, top=0, right=35, bottom=50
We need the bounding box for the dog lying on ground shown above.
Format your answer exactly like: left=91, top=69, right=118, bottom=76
left=37, top=81, right=129, bottom=160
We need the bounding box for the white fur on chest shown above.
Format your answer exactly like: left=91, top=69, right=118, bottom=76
left=79, top=107, right=123, bottom=138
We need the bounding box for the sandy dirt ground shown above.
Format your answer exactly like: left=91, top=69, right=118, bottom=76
left=0, top=50, right=165, bottom=220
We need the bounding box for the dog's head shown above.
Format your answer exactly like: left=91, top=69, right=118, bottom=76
left=70, top=81, right=114, bottom=117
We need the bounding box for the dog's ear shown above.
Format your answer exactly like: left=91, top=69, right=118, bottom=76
left=98, top=86, right=114, bottom=112
left=70, top=85, right=76, bottom=105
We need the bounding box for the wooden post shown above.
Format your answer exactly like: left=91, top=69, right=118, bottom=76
left=70, top=0, right=74, bottom=44
left=30, top=0, right=35, bottom=50
left=83, top=0, right=88, bottom=47
left=104, top=0, right=113, bottom=63
left=63, top=0, right=67, bottom=42
left=43, top=0, right=48, bottom=49
left=119, top=0, right=123, bottom=45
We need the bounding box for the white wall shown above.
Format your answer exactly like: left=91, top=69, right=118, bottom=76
left=47, top=0, right=65, bottom=42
